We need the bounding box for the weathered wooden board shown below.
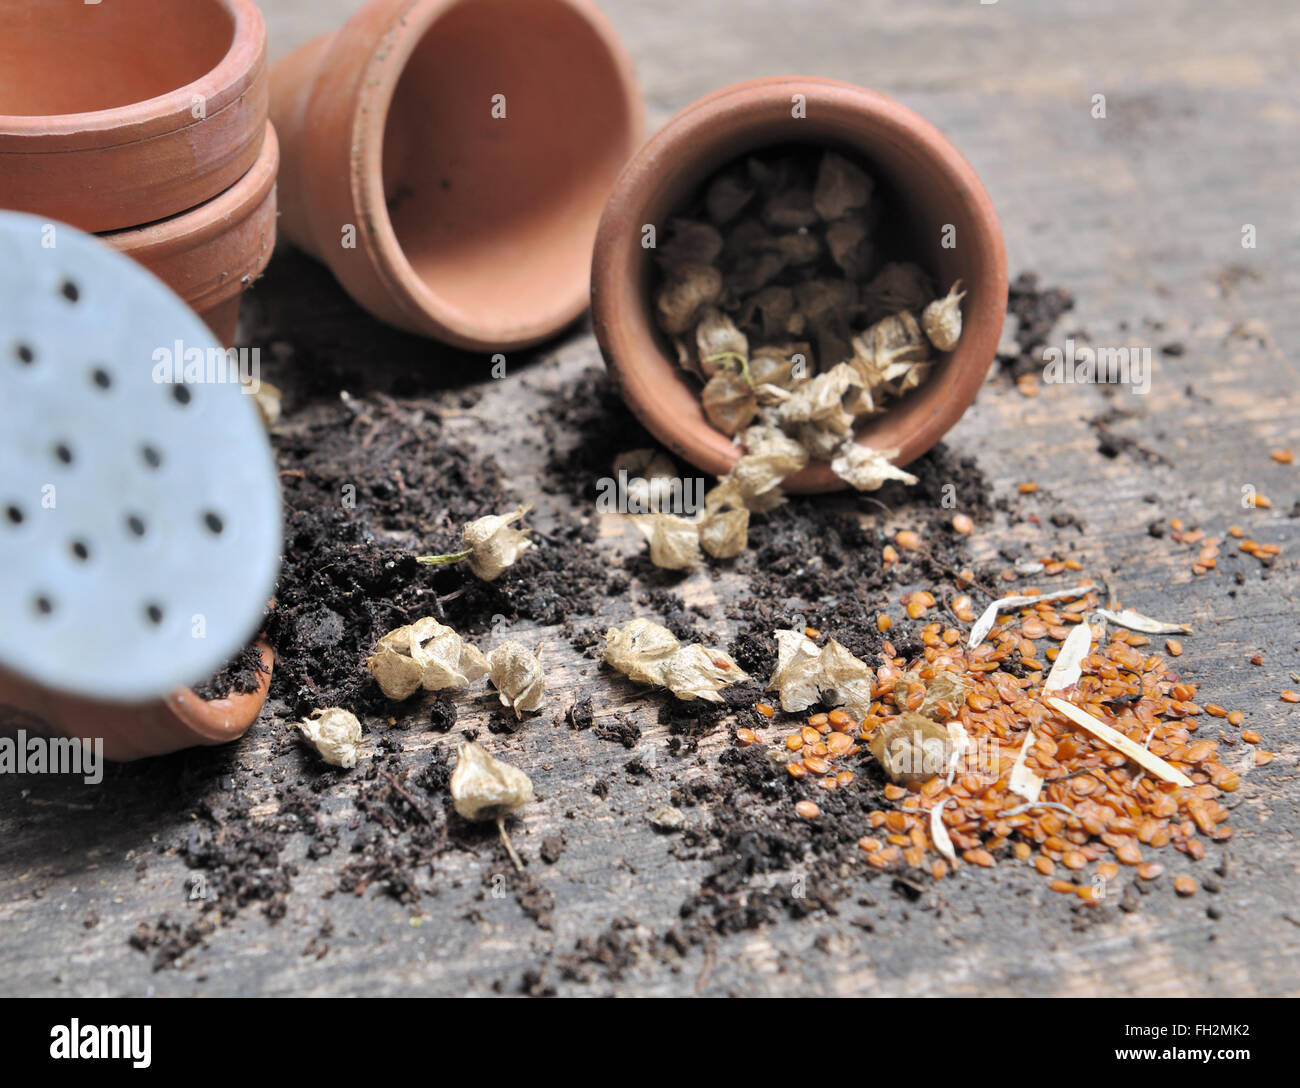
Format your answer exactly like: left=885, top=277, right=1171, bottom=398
left=1, top=0, right=1297, bottom=997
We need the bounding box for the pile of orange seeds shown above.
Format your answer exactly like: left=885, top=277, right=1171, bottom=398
left=737, top=584, right=1274, bottom=903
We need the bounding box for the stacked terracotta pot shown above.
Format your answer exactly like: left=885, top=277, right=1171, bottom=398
left=0, top=0, right=277, bottom=346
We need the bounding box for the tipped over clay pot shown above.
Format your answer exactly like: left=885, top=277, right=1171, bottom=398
left=0, top=642, right=275, bottom=763
left=591, top=77, right=1008, bottom=493
left=270, top=0, right=644, bottom=351
left=103, top=122, right=280, bottom=347
left=0, top=0, right=268, bottom=234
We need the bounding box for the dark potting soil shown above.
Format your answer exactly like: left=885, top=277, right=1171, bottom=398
left=125, top=264, right=1170, bottom=985
left=191, top=644, right=268, bottom=701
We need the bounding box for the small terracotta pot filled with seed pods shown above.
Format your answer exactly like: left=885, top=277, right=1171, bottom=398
left=591, top=77, right=1008, bottom=493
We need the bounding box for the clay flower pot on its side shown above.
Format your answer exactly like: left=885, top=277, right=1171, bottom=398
left=591, top=77, right=1009, bottom=493
left=102, top=123, right=280, bottom=347
left=269, top=0, right=645, bottom=352
left=0, top=641, right=275, bottom=763
left=0, top=0, right=268, bottom=234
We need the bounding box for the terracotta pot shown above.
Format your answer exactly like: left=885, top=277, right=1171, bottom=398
left=269, top=0, right=645, bottom=351
left=0, top=641, right=275, bottom=763
left=102, top=122, right=280, bottom=347
left=0, top=0, right=268, bottom=234
left=591, top=77, right=1008, bottom=493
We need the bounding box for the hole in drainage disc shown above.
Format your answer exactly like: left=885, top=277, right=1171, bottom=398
left=34, top=595, right=54, bottom=617
left=54, top=442, right=74, bottom=465
left=141, top=444, right=163, bottom=469
left=91, top=367, right=112, bottom=390
left=203, top=511, right=224, bottom=535
left=70, top=540, right=90, bottom=561
left=144, top=603, right=165, bottom=626
left=172, top=384, right=192, bottom=406
left=60, top=281, right=81, bottom=303
left=126, top=514, right=147, bottom=537
left=4, top=505, right=22, bottom=526
left=15, top=343, right=34, bottom=365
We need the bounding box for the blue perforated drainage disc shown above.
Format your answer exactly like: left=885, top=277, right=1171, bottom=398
left=0, top=211, right=281, bottom=703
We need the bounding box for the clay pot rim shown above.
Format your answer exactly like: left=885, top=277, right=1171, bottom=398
left=591, top=75, right=1008, bottom=493
left=164, top=638, right=275, bottom=747
left=0, top=0, right=265, bottom=150
left=103, top=121, right=279, bottom=311
left=323, top=0, right=645, bottom=351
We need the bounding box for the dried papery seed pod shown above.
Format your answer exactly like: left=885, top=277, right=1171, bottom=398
left=706, top=170, right=755, bottom=224
left=725, top=250, right=788, bottom=296
left=701, top=369, right=758, bottom=436
left=252, top=380, right=282, bottom=430
left=749, top=343, right=806, bottom=391
left=818, top=638, right=875, bottom=720
left=660, top=218, right=724, bottom=267
left=695, top=307, right=749, bottom=376
left=824, top=216, right=875, bottom=280
left=603, top=618, right=682, bottom=686
left=660, top=643, right=748, bottom=702
left=829, top=441, right=918, bottom=492
left=776, top=363, right=862, bottom=434
left=462, top=504, right=533, bottom=581
left=367, top=617, right=489, bottom=699
left=632, top=513, right=703, bottom=570
left=813, top=151, right=874, bottom=221
left=450, top=742, right=534, bottom=870
left=655, top=262, right=722, bottom=335
left=613, top=448, right=678, bottom=512
left=487, top=641, right=546, bottom=719
left=860, top=262, right=934, bottom=323
left=791, top=420, right=848, bottom=462
left=712, top=424, right=809, bottom=512
left=294, top=707, right=364, bottom=769
left=870, top=310, right=931, bottom=365
left=814, top=322, right=855, bottom=373
left=699, top=505, right=749, bottom=559
left=761, top=187, right=818, bottom=230
left=870, top=711, right=953, bottom=784
left=922, top=279, right=966, bottom=352
left=794, top=278, right=856, bottom=327
left=768, top=628, right=824, bottom=712
left=764, top=231, right=822, bottom=266
left=899, top=667, right=968, bottom=720
left=740, top=286, right=799, bottom=340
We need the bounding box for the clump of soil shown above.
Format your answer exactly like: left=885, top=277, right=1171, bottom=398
left=997, top=272, right=1075, bottom=380
left=192, top=645, right=269, bottom=701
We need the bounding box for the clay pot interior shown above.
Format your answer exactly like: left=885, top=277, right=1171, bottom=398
left=376, top=0, right=641, bottom=340
left=0, top=0, right=235, bottom=116
left=594, top=79, right=1007, bottom=491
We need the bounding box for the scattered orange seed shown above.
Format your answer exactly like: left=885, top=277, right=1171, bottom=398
left=1165, top=639, right=1183, bottom=656
left=895, top=530, right=922, bottom=551
left=1281, top=690, right=1300, bottom=703
left=876, top=614, right=892, bottom=633
left=1018, top=481, right=1038, bottom=494
left=951, top=513, right=974, bottom=535
left=736, top=728, right=758, bottom=745
left=1241, top=729, right=1261, bottom=744
left=795, top=800, right=820, bottom=820
left=1174, top=875, right=1197, bottom=897
left=755, top=703, right=775, bottom=718
left=1272, top=448, right=1294, bottom=464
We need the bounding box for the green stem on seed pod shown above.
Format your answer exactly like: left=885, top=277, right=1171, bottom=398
left=706, top=351, right=752, bottom=386
left=416, top=548, right=473, bottom=567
